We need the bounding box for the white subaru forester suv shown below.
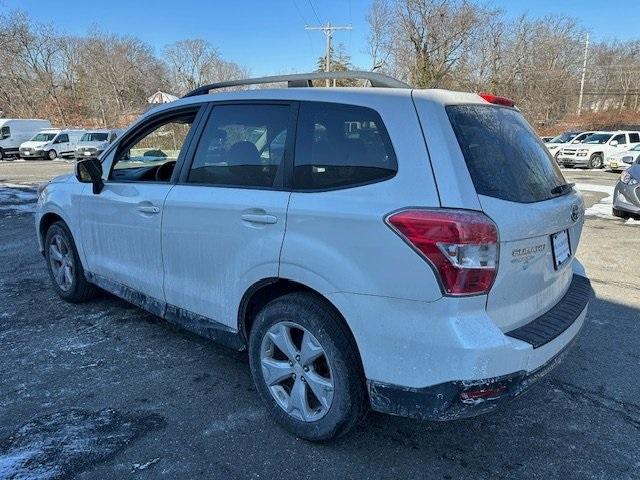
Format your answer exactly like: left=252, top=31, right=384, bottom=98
left=36, top=72, right=592, bottom=441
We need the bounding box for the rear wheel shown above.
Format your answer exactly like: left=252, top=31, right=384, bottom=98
left=47, top=149, right=57, bottom=160
left=249, top=292, right=367, bottom=441
left=588, top=153, right=603, bottom=169
left=44, top=222, right=97, bottom=302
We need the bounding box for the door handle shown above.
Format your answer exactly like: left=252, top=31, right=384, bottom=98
left=241, top=213, right=278, bottom=224
left=137, top=205, right=160, bottom=214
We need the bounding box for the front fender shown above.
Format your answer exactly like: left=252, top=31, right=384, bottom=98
left=37, top=181, right=89, bottom=269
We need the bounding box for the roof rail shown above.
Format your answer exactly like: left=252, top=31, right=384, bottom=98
left=182, top=71, right=410, bottom=98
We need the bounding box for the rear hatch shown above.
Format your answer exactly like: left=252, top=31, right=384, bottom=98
left=443, top=102, right=584, bottom=332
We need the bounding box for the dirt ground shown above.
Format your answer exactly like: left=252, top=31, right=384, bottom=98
left=0, top=160, right=638, bottom=479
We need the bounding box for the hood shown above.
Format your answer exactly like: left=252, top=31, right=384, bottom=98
left=50, top=173, right=74, bottom=184
left=573, top=143, right=607, bottom=152
left=21, top=140, right=50, bottom=149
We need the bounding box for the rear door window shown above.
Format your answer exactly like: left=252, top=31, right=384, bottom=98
left=293, top=102, right=397, bottom=190
left=446, top=105, right=565, bottom=203
left=629, top=133, right=640, bottom=143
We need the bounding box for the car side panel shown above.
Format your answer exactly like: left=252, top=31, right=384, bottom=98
left=280, top=96, right=443, bottom=302
left=37, top=178, right=89, bottom=268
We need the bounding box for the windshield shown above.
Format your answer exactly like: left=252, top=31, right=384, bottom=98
left=31, top=133, right=56, bottom=142
left=447, top=105, right=565, bottom=203
left=549, top=132, right=578, bottom=143
left=583, top=133, right=613, bottom=145
left=81, top=132, right=109, bottom=142
left=569, top=132, right=592, bottom=143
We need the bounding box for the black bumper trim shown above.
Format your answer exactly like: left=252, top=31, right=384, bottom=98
left=368, top=334, right=580, bottom=421
left=505, top=274, right=592, bottom=348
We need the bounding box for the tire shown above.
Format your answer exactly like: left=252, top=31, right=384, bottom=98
left=588, top=153, right=603, bottom=169
left=47, top=149, right=57, bottom=160
left=249, top=292, right=367, bottom=441
left=612, top=208, right=630, bottom=219
left=44, top=221, right=97, bottom=302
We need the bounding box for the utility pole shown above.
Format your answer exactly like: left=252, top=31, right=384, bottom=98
left=577, top=33, right=590, bottom=116
left=305, top=23, right=352, bottom=86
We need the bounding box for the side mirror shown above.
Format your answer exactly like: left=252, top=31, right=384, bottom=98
left=610, top=140, right=619, bottom=146
left=75, top=158, right=104, bottom=194
left=571, top=140, right=579, bottom=144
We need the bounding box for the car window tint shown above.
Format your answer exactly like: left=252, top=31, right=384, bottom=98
left=293, top=102, right=397, bottom=190
left=447, top=105, right=565, bottom=203
left=0, top=126, right=10, bottom=139
left=57, top=134, right=69, bottom=143
left=110, top=111, right=196, bottom=182
left=187, top=104, right=289, bottom=188
left=629, top=133, right=640, bottom=143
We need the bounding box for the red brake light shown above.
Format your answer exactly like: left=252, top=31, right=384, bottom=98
left=479, top=92, right=515, bottom=107
left=386, top=209, right=499, bottom=296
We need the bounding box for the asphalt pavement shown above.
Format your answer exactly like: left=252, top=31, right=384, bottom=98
left=0, top=161, right=638, bottom=479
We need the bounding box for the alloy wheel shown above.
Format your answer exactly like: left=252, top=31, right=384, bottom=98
left=260, top=321, right=334, bottom=422
left=48, top=234, right=74, bottom=292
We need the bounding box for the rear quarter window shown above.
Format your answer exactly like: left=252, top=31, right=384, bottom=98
left=293, top=102, right=397, bottom=191
left=446, top=105, right=565, bottom=203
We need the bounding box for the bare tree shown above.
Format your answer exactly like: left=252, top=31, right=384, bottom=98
left=164, top=39, right=247, bottom=95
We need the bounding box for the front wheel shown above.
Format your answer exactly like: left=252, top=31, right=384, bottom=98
left=249, top=292, right=367, bottom=441
left=44, top=222, right=97, bottom=302
left=47, top=149, right=57, bottom=160
left=588, top=153, right=603, bottom=169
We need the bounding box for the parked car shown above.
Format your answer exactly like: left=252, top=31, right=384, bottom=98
left=558, top=131, right=640, bottom=169
left=35, top=72, right=591, bottom=441
left=605, top=144, right=640, bottom=172
left=0, top=119, right=51, bottom=160
left=544, top=131, right=588, bottom=160
left=613, top=161, right=640, bottom=218
left=74, top=129, right=123, bottom=160
left=20, top=129, right=85, bottom=160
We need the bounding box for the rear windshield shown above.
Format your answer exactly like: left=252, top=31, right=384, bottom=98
left=446, top=105, right=566, bottom=203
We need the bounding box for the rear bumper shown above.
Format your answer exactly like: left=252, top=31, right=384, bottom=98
left=368, top=333, right=578, bottom=420
left=367, top=274, right=591, bottom=420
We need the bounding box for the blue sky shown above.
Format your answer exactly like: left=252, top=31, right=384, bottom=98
left=3, top=0, right=639, bottom=76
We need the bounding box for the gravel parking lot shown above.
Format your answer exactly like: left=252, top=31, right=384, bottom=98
left=1, top=160, right=639, bottom=479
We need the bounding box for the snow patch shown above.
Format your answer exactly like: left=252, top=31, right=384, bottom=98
left=574, top=183, right=615, bottom=219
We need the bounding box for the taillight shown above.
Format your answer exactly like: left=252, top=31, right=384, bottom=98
left=479, top=92, right=515, bottom=107
left=386, top=209, right=499, bottom=296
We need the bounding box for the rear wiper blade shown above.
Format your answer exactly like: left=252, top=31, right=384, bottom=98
left=551, top=182, right=575, bottom=195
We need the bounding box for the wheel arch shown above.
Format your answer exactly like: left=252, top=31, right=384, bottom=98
left=39, top=212, right=66, bottom=246
left=238, top=278, right=365, bottom=371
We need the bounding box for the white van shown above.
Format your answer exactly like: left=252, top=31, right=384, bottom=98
left=20, top=129, right=85, bottom=160
left=0, top=119, right=52, bottom=160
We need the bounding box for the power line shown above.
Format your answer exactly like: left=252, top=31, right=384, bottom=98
left=305, top=23, right=353, bottom=86
left=292, top=0, right=317, bottom=56
left=306, top=0, right=323, bottom=24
